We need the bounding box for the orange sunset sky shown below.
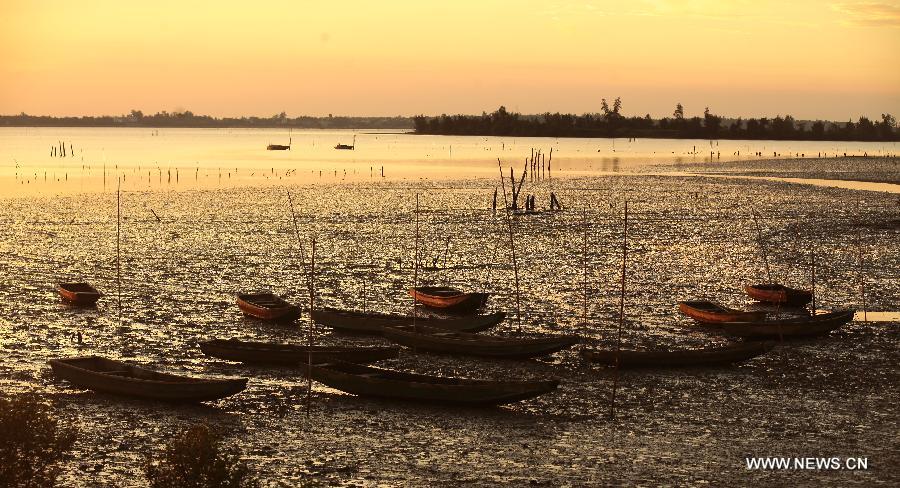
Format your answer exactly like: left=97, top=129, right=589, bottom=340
left=1, top=0, right=898, bottom=120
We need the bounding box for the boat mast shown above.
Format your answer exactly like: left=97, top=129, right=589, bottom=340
left=496, top=158, right=522, bottom=331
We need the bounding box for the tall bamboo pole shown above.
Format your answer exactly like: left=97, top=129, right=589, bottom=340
left=582, top=208, right=589, bottom=329
left=610, top=200, right=628, bottom=419
left=307, top=236, right=316, bottom=417
left=750, top=209, right=772, bottom=283
left=116, top=177, right=122, bottom=328
left=413, top=194, right=420, bottom=329
left=856, top=198, right=867, bottom=322
left=497, top=159, right=522, bottom=331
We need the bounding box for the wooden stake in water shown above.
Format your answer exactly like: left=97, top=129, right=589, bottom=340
left=856, top=199, right=867, bottom=322
left=750, top=209, right=772, bottom=283
left=307, top=237, right=316, bottom=417
left=582, top=208, right=589, bottom=329
left=116, top=177, right=122, bottom=328
left=497, top=158, right=522, bottom=331
left=286, top=191, right=309, bottom=284
left=610, top=200, right=628, bottom=419
left=413, top=194, right=420, bottom=329
left=810, top=248, right=816, bottom=315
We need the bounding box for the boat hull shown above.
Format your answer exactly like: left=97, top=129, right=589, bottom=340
left=311, top=307, right=505, bottom=335
left=745, top=284, right=812, bottom=305
left=717, top=309, right=854, bottom=338
left=57, top=283, right=102, bottom=306
left=409, top=287, right=489, bottom=313
left=678, top=301, right=767, bottom=324
left=382, top=326, right=578, bottom=359
left=307, top=361, right=559, bottom=406
left=199, top=339, right=400, bottom=364
left=580, top=341, right=775, bottom=368
left=49, top=357, right=247, bottom=402
left=237, top=293, right=300, bottom=322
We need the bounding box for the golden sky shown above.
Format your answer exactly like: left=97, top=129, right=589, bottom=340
left=1, top=0, right=898, bottom=119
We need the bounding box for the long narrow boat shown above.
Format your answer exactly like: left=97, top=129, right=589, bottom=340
left=57, top=282, right=102, bottom=306
left=678, top=300, right=767, bottom=324
left=49, top=356, right=247, bottom=402
left=716, top=309, right=854, bottom=338
left=199, top=339, right=400, bottom=364
left=580, top=341, right=775, bottom=368
left=237, top=293, right=300, bottom=322
left=311, top=307, right=505, bottom=334
left=745, top=283, right=812, bottom=305
left=382, top=325, right=578, bottom=359
left=306, top=361, right=559, bottom=406
left=409, top=286, right=489, bottom=313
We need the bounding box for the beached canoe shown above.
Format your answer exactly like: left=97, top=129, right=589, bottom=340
left=580, top=341, right=775, bottom=368
left=745, top=283, right=812, bottom=305
left=409, top=286, right=489, bottom=313
left=57, top=282, right=102, bottom=306
left=237, top=293, right=300, bottom=322
left=311, top=307, right=505, bottom=335
left=305, top=361, right=559, bottom=406
left=48, top=356, right=247, bottom=402
left=382, top=325, right=578, bottom=359
left=678, top=300, right=767, bottom=324
left=199, top=339, right=400, bottom=364
left=716, top=309, right=854, bottom=338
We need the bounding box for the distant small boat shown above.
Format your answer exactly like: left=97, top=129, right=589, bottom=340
left=266, top=143, right=290, bottom=151
left=305, top=361, right=559, bottom=406
left=580, top=341, right=775, bottom=368
left=237, top=293, right=300, bottom=322
left=57, top=282, right=102, bottom=306
left=745, top=283, right=812, bottom=305
left=383, top=325, right=578, bottom=359
left=334, top=135, right=355, bottom=150
left=311, top=307, right=504, bottom=334
left=409, top=286, right=489, bottom=313
left=678, top=300, right=767, bottom=324
left=199, top=338, right=400, bottom=364
left=716, top=309, right=854, bottom=338
left=49, top=356, right=247, bottom=402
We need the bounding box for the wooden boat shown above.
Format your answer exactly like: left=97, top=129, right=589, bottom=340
left=409, top=286, right=489, bottom=313
left=716, top=309, right=855, bottom=338
left=678, top=300, right=767, bottom=324
left=199, top=339, right=399, bottom=364
left=580, top=341, right=775, bottom=368
left=311, top=307, right=504, bottom=334
left=48, top=356, right=247, bottom=402
left=382, top=325, right=578, bottom=359
left=237, top=293, right=300, bottom=322
left=334, top=135, right=355, bottom=150
left=306, top=361, right=559, bottom=406
left=745, top=283, right=812, bottom=305
left=266, top=144, right=290, bottom=151
left=57, top=282, right=102, bottom=306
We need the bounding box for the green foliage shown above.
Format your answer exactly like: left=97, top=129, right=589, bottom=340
left=145, top=424, right=259, bottom=488
left=0, top=393, right=77, bottom=488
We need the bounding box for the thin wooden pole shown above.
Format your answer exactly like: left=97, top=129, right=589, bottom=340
left=750, top=209, right=772, bottom=283
left=306, top=236, right=316, bottom=417
left=582, top=208, right=589, bottom=329
left=610, top=200, right=628, bottom=419
left=413, top=194, right=419, bottom=329
left=441, top=235, right=451, bottom=286
left=497, top=159, right=522, bottom=331
left=856, top=199, right=867, bottom=322
left=116, top=177, right=122, bottom=328
left=810, top=248, right=816, bottom=315
left=287, top=191, right=309, bottom=291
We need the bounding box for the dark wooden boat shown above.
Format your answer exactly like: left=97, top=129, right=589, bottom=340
left=237, top=293, right=300, bottom=322
left=678, top=300, right=767, bottom=324
left=382, top=325, right=578, bottom=359
left=580, top=341, right=775, bottom=368
left=745, top=283, right=812, bottom=305
left=266, top=144, right=290, bottom=151
left=311, top=307, right=504, bottom=334
left=334, top=135, right=355, bottom=150
left=57, top=282, right=102, bottom=306
left=199, top=339, right=399, bottom=364
left=306, top=361, right=559, bottom=406
left=48, top=356, right=247, bottom=402
left=409, top=286, right=489, bottom=313
left=716, top=309, right=854, bottom=338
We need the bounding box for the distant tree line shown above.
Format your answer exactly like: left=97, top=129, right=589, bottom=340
left=0, top=110, right=413, bottom=129
left=413, top=101, right=899, bottom=141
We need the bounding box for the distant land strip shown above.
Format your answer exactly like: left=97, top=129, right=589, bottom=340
left=2, top=104, right=898, bottom=142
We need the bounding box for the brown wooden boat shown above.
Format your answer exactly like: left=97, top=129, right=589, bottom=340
left=745, top=283, right=812, bottom=305
left=409, top=286, right=489, bottom=313
left=266, top=144, right=290, bottom=151
left=382, top=325, right=578, bottom=359
left=305, top=361, right=559, bottom=406
left=57, top=282, right=102, bottom=306
left=580, top=341, right=775, bottom=368
left=716, top=309, right=854, bottom=338
left=237, top=293, right=300, bottom=322
left=199, top=339, right=400, bottom=364
left=49, top=356, right=247, bottom=402
left=311, top=307, right=504, bottom=334
left=678, top=300, right=767, bottom=324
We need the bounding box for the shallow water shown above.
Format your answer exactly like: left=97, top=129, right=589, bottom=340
left=1, top=166, right=898, bottom=485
